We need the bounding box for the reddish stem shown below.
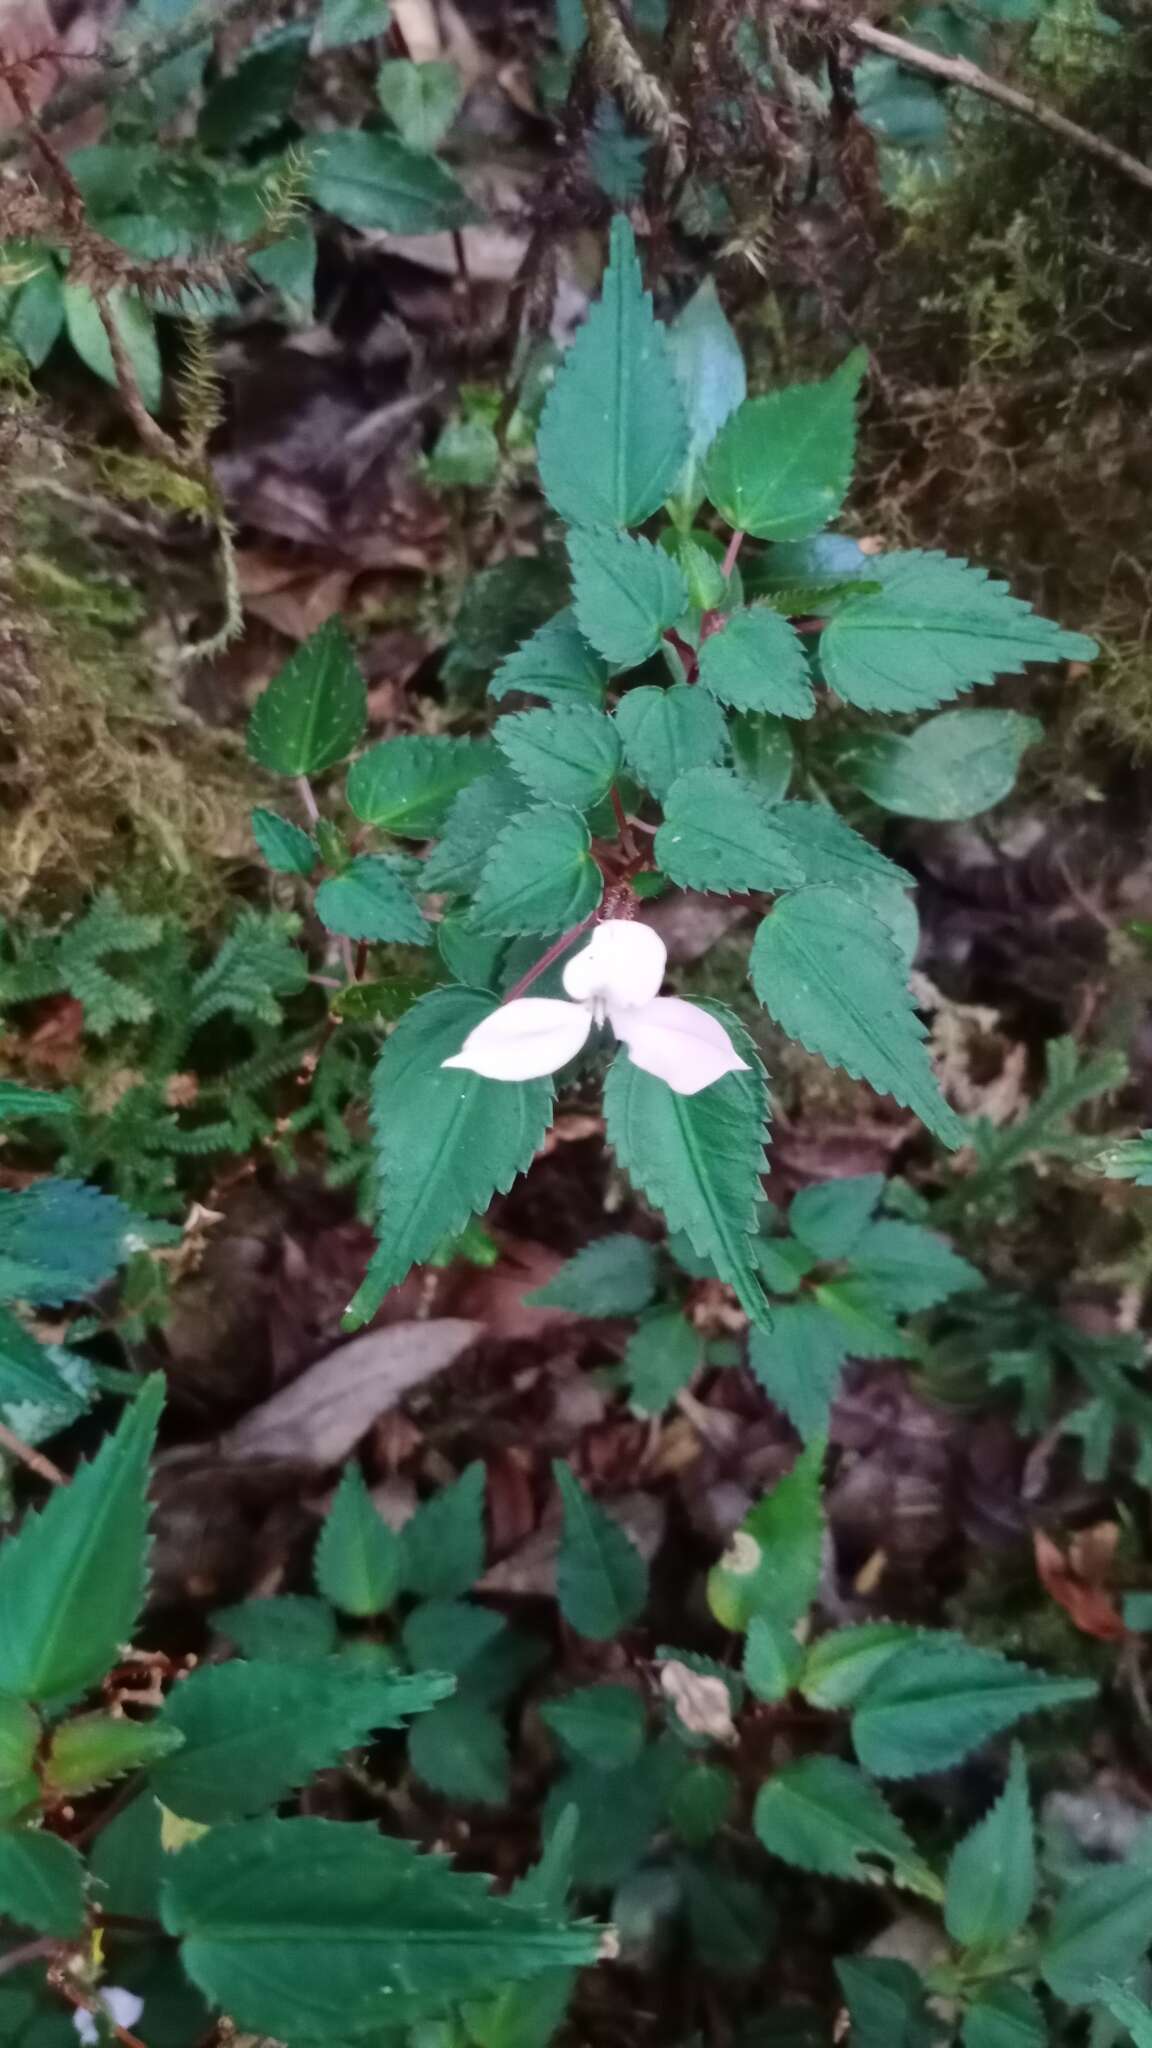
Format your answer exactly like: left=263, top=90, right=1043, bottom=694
left=663, top=628, right=698, bottom=682
left=500, top=916, right=597, bottom=1004
left=610, top=786, right=636, bottom=858
left=721, top=528, right=746, bottom=581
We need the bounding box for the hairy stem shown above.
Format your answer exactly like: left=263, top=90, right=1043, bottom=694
left=721, top=529, right=746, bottom=581
left=501, top=916, right=598, bottom=1004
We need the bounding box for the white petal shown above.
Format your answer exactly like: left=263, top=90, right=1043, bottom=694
left=442, top=998, right=592, bottom=1082
left=610, top=996, right=749, bottom=1096
left=105, top=1993, right=145, bottom=2032
left=562, top=919, right=667, bottom=1009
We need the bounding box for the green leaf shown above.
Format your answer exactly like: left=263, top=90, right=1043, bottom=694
left=569, top=530, right=686, bottom=669
left=767, top=801, right=912, bottom=904
left=704, top=351, right=866, bottom=541
left=495, top=706, right=621, bottom=811
left=587, top=98, right=650, bottom=203
left=749, top=887, right=964, bottom=1147
left=63, top=283, right=162, bottom=413
left=488, top=609, right=607, bottom=708
left=0, top=1180, right=154, bottom=1306
left=851, top=1219, right=981, bottom=1312
left=251, top=807, right=319, bottom=875
left=0, top=1082, right=75, bottom=1125
left=43, top=1711, right=184, bottom=1796
left=347, top=988, right=555, bottom=1323
left=543, top=1741, right=682, bottom=1889
left=553, top=1460, right=649, bottom=1640
left=314, top=856, right=429, bottom=945
left=0, top=1697, right=39, bottom=1821
left=0, top=1377, right=161, bottom=1704
left=623, top=1309, right=704, bottom=1414
left=315, top=0, right=390, bottom=49
left=667, top=278, right=746, bottom=520
left=755, top=1235, right=814, bottom=1293
left=315, top=1463, right=402, bottom=1617
left=309, top=128, right=473, bottom=231
left=813, top=1274, right=913, bottom=1358
left=962, top=1984, right=1047, bottom=2048
left=377, top=57, right=463, bottom=150
left=1041, top=1859, right=1152, bottom=2004
left=247, top=619, right=367, bottom=777
left=730, top=712, right=795, bottom=802
left=820, top=551, right=1098, bottom=714
left=471, top=806, right=602, bottom=936
left=852, top=1636, right=1096, bottom=1779
left=707, top=1441, right=824, bottom=1633
left=604, top=1005, right=771, bottom=1328
left=748, top=1303, right=849, bottom=1442
left=198, top=24, right=307, bottom=147
left=798, top=1622, right=918, bottom=1709
left=669, top=1762, right=736, bottom=1847
left=409, top=1696, right=510, bottom=1808
left=945, top=1744, right=1034, bottom=1950
left=423, top=769, right=529, bottom=893
left=697, top=608, right=813, bottom=717
left=401, top=1599, right=505, bottom=1677
left=0, top=1305, right=90, bottom=1439
left=152, top=1660, right=452, bottom=1821
left=614, top=688, right=728, bottom=802
left=540, top=1684, right=646, bottom=1769
left=655, top=766, right=805, bottom=893
left=212, top=1595, right=339, bottom=1663
left=837, top=709, right=1041, bottom=821
left=0, top=1831, right=86, bottom=1935
left=3, top=248, right=64, bottom=368
left=528, top=1235, right=658, bottom=1316
left=681, top=1862, right=776, bottom=1977
left=790, top=1175, right=884, bottom=1260
left=744, top=1613, right=804, bottom=1702
left=1095, top=1982, right=1152, bottom=2047
left=1125, top=1592, right=1152, bottom=1631
left=755, top=1756, right=938, bottom=1896
left=400, top=1462, right=487, bottom=1600
left=162, top=1816, right=600, bottom=2038
left=537, top=214, right=687, bottom=531
left=837, top=1958, right=936, bottom=2048
left=347, top=735, right=492, bottom=838
left=1096, top=1133, right=1152, bottom=1186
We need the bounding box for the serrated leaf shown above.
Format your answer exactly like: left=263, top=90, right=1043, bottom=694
left=667, top=278, right=746, bottom=520
left=790, top=1175, right=884, bottom=1260
left=199, top=24, right=308, bottom=148
left=587, top=98, right=649, bottom=202
left=748, top=1302, right=849, bottom=1442
left=553, top=1461, right=648, bottom=1640
left=0, top=1697, right=39, bottom=1821
left=669, top=1763, right=736, bottom=1848
left=730, top=712, right=795, bottom=802
left=744, top=1613, right=804, bottom=1701
left=543, top=1740, right=683, bottom=1890
left=315, top=1463, right=401, bottom=1617
left=0, top=1377, right=161, bottom=1704
left=528, top=1235, right=658, bottom=1316
left=347, top=735, right=493, bottom=838
left=837, top=1958, right=936, bottom=2048
left=750, top=887, right=963, bottom=1147
left=247, top=618, right=367, bottom=777
left=212, top=1595, right=339, bottom=1662
left=837, top=708, right=1041, bottom=821
left=0, top=1180, right=152, bottom=1306
left=540, top=1683, right=646, bottom=1769
left=3, top=248, right=64, bottom=368
left=1041, top=1860, right=1152, bottom=2004
left=682, top=1861, right=776, bottom=1976
left=624, top=1309, right=704, bottom=1414
left=423, top=768, right=530, bottom=894
left=767, top=801, right=913, bottom=903
left=0, top=1304, right=90, bottom=1438
left=495, top=706, right=621, bottom=810
left=945, top=1745, right=1034, bottom=1949
left=315, top=0, right=390, bottom=49
left=161, top=1815, right=600, bottom=2038
left=400, top=1462, right=487, bottom=1600
left=346, top=989, right=554, bottom=1323
left=704, top=351, right=866, bottom=541
left=537, top=215, right=687, bottom=530
left=851, top=1219, right=981, bottom=1312
left=314, top=856, right=429, bottom=945
left=962, top=1984, right=1047, bottom=2048
left=603, top=1004, right=771, bottom=1327
left=614, top=687, right=728, bottom=801
left=799, top=1623, right=919, bottom=1709
left=152, top=1660, right=451, bottom=1821
left=470, top=806, right=602, bottom=936
left=310, top=128, right=473, bottom=231
left=707, top=1441, right=824, bottom=1633
left=0, top=1830, right=86, bottom=1935
left=852, top=1636, right=1096, bottom=1779
left=754, top=1756, right=938, bottom=1896
left=814, top=1274, right=911, bottom=1358
left=409, top=1695, right=510, bottom=1805
left=401, top=1599, right=506, bottom=1677
left=377, top=58, right=462, bottom=151
left=251, top=807, right=319, bottom=875
left=488, top=609, right=608, bottom=708
left=63, top=282, right=162, bottom=413
left=43, top=1711, right=184, bottom=1796
left=569, top=530, right=686, bottom=669
left=1096, top=1982, right=1152, bottom=2046
left=655, top=766, right=805, bottom=893
left=820, top=551, right=1098, bottom=714
left=697, top=607, right=813, bottom=717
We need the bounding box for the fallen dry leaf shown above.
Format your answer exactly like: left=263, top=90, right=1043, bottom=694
left=220, top=1318, right=482, bottom=1465
left=1033, top=1525, right=1126, bottom=1641
left=658, top=1659, right=737, bottom=1744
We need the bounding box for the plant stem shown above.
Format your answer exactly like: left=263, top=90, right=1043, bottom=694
left=296, top=776, right=321, bottom=826
left=721, top=529, right=745, bottom=580
left=0, top=1936, right=60, bottom=1979
left=500, top=916, right=597, bottom=1004
left=0, top=1422, right=68, bottom=1486
left=610, top=786, right=636, bottom=857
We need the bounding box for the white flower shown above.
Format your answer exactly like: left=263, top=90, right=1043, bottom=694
left=73, top=1989, right=145, bottom=2045
left=442, top=919, right=749, bottom=1096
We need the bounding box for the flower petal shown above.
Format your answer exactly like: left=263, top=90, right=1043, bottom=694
left=442, top=998, right=592, bottom=1082
left=609, top=996, right=749, bottom=1096
left=562, top=919, right=667, bottom=1009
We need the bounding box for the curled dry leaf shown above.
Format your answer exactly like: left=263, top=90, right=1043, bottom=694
left=1033, top=1525, right=1126, bottom=1642
left=658, top=1659, right=737, bottom=1743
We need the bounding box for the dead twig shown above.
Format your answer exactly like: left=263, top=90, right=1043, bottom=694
left=0, top=1420, right=69, bottom=1486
